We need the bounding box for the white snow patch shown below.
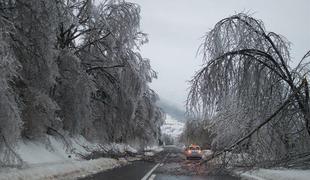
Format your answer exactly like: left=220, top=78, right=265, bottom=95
left=144, top=146, right=164, bottom=153
left=0, top=135, right=139, bottom=180
left=0, top=158, right=123, bottom=180
left=237, top=168, right=310, bottom=180
left=16, top=139, right=67, bottom=164
left=144, top=152, right=155, bottom=156
left=16, top=135, right=103, bottom=164
left=143, top=146, right=163, bottom=156
left=106, top=143, right=138, bottom=154
left=161, top=114, right=184, bottom=139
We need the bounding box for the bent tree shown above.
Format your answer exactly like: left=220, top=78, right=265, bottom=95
left=187, top=13, right=310, bottom=164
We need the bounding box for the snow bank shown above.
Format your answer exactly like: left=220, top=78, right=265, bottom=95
left=236, top=168, right=310, bottom=180
left=161, top=114, right=184, bottom=139
left=144, top=152, right=155, bottom=156
left=144, top=146, right=164, bottom=153
left=143, top=146, right=163, bottom=156
left=0, top=158, right=124, bottom=180
left=16, top=135, right=102, bottom=164
left=16, top=136, right=139, bottom=164
left=105, top=143, right=138, bottom=154
left=16, top=139, right=68, bottom=164
left=0, top=135, right=140, bottom=180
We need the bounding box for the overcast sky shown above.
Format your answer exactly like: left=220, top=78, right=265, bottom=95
left=130, top=0, right=310, bottom=109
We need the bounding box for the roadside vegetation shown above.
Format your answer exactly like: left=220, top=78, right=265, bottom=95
left=0, top=0, right=164, bottom=167
left=186, top=13, right=310, bottom=169
left=179, top=119, right=213, bottom=149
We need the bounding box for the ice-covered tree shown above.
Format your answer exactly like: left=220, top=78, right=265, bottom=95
left=0, top=13, right=23, bottom=166
left=0, top=0, right=164, bottom=166
left=187, top=13, right=310, bottom=165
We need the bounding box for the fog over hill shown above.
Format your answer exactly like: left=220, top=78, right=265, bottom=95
left=157, top=99, right=186, bottom=122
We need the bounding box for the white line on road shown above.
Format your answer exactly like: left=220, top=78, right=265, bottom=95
left=141, top=163, right=160, bottom=180
left=141, top=152, right=170, bottom=180
left=148, top=174, right=156, bottom=180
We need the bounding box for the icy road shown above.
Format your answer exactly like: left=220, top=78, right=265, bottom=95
left=80, top=146, right=239, bottom=180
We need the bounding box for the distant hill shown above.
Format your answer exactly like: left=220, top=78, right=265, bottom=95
left=161, top=114, right=184, bottom=139
left=157, top=99, right=186, bottom=122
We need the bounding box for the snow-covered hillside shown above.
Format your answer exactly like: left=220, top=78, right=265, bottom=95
left=161, top=114, right=184, bottom=139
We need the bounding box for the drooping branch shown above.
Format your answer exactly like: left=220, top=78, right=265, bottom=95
left=302, top=50, right=310, bottom=61
left=205, top=48, right=288, bottom=80
left=188, top=13, right=310, bottom=136
left=74, top=32, right=111, bottom=54
left=201, top=82, right=304, bottom=164
left=187, top=13, right=310, bottom=168
left=86, top=64, right=124, bottom=73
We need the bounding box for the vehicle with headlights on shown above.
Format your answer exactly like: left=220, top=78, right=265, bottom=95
left=184, top=144, right=203, bottom=160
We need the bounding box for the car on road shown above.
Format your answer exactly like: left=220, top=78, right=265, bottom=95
left=184, top=144, right=203, bottom=160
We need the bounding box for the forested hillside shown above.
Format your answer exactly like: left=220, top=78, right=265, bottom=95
left=0, top=0, right=164, bottom=166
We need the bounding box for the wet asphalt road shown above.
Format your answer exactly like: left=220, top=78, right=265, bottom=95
left=154, top=174, right=239, bottom=180
left=80, top=161, right=155, bottom=180
left=80, top=146, right=240, bottom=180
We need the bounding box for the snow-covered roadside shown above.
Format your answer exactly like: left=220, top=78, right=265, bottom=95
left=203, top=151, right=310, bottom=180
left=0, top=135, right=141, bottom=180
left=15, top=135, right=139, bottom=164
left=143, top=146, right=164, bottom=156
left=144, top=146, right=164, bottom=153
left=235, top=168, right=310, bottom=180
left=0, top=158, right=125, bottom=180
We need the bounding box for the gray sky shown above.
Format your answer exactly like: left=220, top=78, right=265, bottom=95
left=130, top=0, right=310, bottom=109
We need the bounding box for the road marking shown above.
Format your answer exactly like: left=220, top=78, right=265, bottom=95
left=141, top=151, right=170, bottom=180
left=148, top=174, right=156, bottom=180
left=141, top=163, right=160, bottom=180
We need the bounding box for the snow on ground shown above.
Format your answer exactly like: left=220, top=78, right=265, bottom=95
left=161, top=114, right=184, bottom=139
left=0, top=135, right=139, bottom=180
left=101, top=143, right=138, bottom=154
left=15, top=135, right=138, bottom=164
left=143, top=146, right=164, bottom=156
left=144, top=146, right=164, bottom=153
left=0, top=158, right=124, bottom=180
left=236, top=168, right=310, bottom=180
